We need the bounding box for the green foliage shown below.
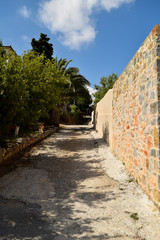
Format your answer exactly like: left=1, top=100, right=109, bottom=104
left=31, top=33, right=54, bottom=60
left=0, top=39, right=5, bottom=56
left=21, top=51, right=69, bottom=126
left=128, top=178, right=135, bottom=183
left=74, top=87, right=92, bottom=113
left=55, top=57, right=72, bottom=75
left=62, top=105, right=81, bottom=124
left=66, top=67, right=91, bottom=107
left=0, top=49, right=69, bottom=136
left=130, top=213, right=139, bottom=221
left=0, top=39, right=3, bottom=47
left=94, top=73, right=118, bottom=104
left=0, top=33, right=92, bottom=136
left=55, top=57, right=92, bottom=118
left=0, top=51, right=28, bottom=129
left=70, top=105, right=81, bottom=123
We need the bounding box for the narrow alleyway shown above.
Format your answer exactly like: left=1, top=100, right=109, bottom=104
left=0, top=125, right=160, bottom=240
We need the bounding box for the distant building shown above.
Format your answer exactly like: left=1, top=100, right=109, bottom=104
left=3, top=45, right=16, bottom=54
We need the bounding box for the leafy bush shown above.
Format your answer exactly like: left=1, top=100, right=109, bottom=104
left=61, top=105, right=81, bottom=124
left=0, top=48, right=69, bottom=136
left=94, top=73, right=118, bottom=104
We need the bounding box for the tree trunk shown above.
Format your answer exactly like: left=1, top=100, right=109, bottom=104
left=49, top=109, right=60, bottom=127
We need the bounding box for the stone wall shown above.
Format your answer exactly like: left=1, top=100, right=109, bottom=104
left=0, top=128, right=57, bottom=164
left=94, top=89, right=113, bottom=147
left=112, top=25, right=160, bottom=208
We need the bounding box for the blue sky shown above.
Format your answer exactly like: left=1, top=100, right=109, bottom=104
left=1, top=0, right=160, bottom=89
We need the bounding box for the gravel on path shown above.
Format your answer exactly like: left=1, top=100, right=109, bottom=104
left=0, top=125, right=160, bottom=240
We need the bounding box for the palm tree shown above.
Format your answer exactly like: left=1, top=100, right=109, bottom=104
left=54, top=57, right=91, bottom=123
left=55, top=58, right=90, bottom=105
left=66, top=67, right=90, bottom=105
left=55, top=57, right=72, bottom=75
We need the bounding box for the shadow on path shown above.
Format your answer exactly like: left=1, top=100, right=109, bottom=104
left=0, top=125, right=120, bottom=240
left=0, top=198, right=55, bottom=240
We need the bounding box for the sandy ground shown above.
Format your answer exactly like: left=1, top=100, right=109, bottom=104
left=0, top=125, right=160, bottom=240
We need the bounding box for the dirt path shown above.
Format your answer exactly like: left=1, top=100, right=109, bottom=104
left=0, top=125, right=160, bottom=240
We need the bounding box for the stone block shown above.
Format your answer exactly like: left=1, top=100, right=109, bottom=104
left=150, top=91, right=156, bottom=100
left=142, top=102, right=148, bottom=115
left=157, top=59, right=160, bottom=72
left=151, top=118, right=156, bottom=125
left=150, top=102, right=158, bottom=114
left=151, top=149, right=156, bottom=158
left=158, top=175, right=160, bottom=190
left=156, top=36, right=160, bottom=42
left=139, top=94, right=144, bottom=104
left=153, top=127, right=159, bottom=146
left=149, top=162, right=154, bottom=172
left=156, top=44, right=160, bottom=56
left=154, top=188, right=160, bottom=202
left=146, top=159, right=149, bottom=170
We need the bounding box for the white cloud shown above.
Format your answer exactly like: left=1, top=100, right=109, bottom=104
left=22, top=35, right=30, bottom=42
left=38, top=0, right=134, bottom=49
left=87, top=86, right=96, bottom=102
left=100, top=0, right=134, bottom=11
left=87, top=86, right=97, bottom=95
left=19, top=6, right=31, bottom=18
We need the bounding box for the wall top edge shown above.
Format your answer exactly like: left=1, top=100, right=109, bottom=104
left=96, top=89, right=113, bottom=106
left=152, top=25, right=160, bottom=37
left=113, top=25, right=160, bottom=90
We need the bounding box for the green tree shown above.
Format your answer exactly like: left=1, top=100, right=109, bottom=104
left=66, top=67, right=90, bottom=105
left=0, top=38, right=5, bottom=56
left=0, top=39, right=2, bottom=47
left=0, top=48, right=70, bottom=136
left=31, top=35, right=70, bottom=126
left=22, top=51, right=69, bottom=127
left=60, top=66, right=92, bottom=123
left=53, top=59, right=92, bottom=112
left=0, top=50, right=28, bottom=133
left=75, top=87, right=92, bottom=112
left=31, top=33, right=54, bottom=60
left=31, top=34, right=92, bottom=123
left=94, top=73, right=118, bottom=104
left=55, top=57, right=72, bottom=74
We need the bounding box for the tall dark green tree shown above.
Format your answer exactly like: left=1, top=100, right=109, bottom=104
left=0, top=38, right=5, bottom=56
left=0, top=39, right=2, bottom=47
left=31, top=33, right=53, bottom=60
left=94, top=73, right=118, bottom=104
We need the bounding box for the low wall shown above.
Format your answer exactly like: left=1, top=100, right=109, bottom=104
left=0, top=128, right=57, bottom=164
left=94, top=89, right=113, bottom=147
left=112, top=25, right=160, bottom=208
